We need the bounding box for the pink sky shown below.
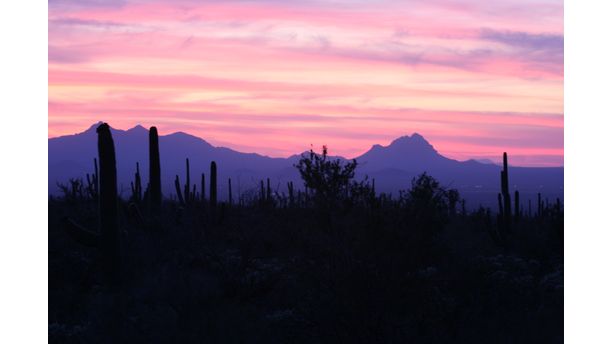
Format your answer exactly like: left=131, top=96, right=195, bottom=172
left=48, top=0, right=563, bottom=166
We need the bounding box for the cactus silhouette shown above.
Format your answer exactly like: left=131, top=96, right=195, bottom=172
left=514, top=190, right=520, bottom=222
left=62, top=123, right=120, bottom=286
left=500, top=152, right=512, bottom=226
left=210, top=161, right=217, bottom=208
left=501, top=154, right=510, bottom=212
left=228, top=178, right=233, bottom=205
left=260, top=180, right=265, bottom=202
left=201, top=173, right=206, bottom=202
left=184, top=158, right=191, bottom=204
left=85, top=158, right=99, bottom=201
left=96, top=123, right=120, bottom=285
left=175, top=175, right=185, bottom=205
left=130, top=162, right=142, bottom=202
left=149, top=126, right=162, bottom=212
left=538, top=193, right=542, bottom=217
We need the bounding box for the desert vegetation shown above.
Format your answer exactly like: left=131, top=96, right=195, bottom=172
left=49, top=123, right=563, bottom=343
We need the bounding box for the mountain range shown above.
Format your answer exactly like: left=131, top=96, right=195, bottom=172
left=48, top=123, right=563, bottom=209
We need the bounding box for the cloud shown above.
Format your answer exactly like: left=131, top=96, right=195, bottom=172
left=478, top=28, right=563, bottom=76
left=480, top=28, right=563, bottom=52
left=50, top=17, right=127, bottom=28
left=49, top=0, right=127, bottom=10
left=48, top=45, right=91, bottom=63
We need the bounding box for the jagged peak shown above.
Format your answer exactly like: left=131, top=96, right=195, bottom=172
left=388, top=133, right=435, bottom=151
left=389, top=133, right=428, bottom=145
left=127, top=124, right=147, bottom=132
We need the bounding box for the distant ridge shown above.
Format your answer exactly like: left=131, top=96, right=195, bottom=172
left=49, top=123, right=563, bottom=208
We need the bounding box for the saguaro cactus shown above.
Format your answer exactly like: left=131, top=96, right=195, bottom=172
left=537, top=193, right=542, bottom=217
left=64, top=123, right=120, bottom=286
left=201, top=173, right=206, bottom=202
left=228, top=178, right=233, bottom=205
left=149, top=126, right=162, bottom=212
left=174, top=175, right=185, bottom=205
left=184, top=158, right=191, bottom=204
left=266, top=178, right=271, bottom=201
left=260, top=180, right=265, bottom=201
left=85, top=158, right=99, bottom=200
left=97, top=123, right=120, bottom=285
left=130, top=162, right=142, bottom=202
left=500, top=152, right=512, bottom=226
left=210, top=161, right=217, bottom=208
left=514, top=190, right=520, bottom=222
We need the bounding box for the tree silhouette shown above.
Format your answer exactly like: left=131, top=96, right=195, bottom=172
left=295, top=145, right=357, bottom=208
left=402, top=172, right=452, bottom=239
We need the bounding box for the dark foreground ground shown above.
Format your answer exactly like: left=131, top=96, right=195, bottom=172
left=49, top=198, right=563, bottom=344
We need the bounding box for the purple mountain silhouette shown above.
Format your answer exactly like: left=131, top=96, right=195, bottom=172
left=49, top=123, right=563, bottom=208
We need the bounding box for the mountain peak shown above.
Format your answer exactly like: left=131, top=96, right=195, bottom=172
left=355, top=133, right=443, bottom=171
left=127, top=124, right=147, bottom=133
left=389, top=133, right=434, bottom=151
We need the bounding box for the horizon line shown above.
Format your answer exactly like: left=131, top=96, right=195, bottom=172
left=48, top=121, right=564, bottom=168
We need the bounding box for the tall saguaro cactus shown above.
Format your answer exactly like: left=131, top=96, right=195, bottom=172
left=210, top=161, right=217, bottom=208
left=500, top=152, right=512, bottom=226
left=63, top=123, right=121, bottom=286
left=184, top=158, right=191, bottom=204
left=201, top=173, right=206, bottom=202
left=514, top=190, right=520, bottom=222
left=97, top=123, right=120, bottom=285
left=149, top=126, right=162, bottom=212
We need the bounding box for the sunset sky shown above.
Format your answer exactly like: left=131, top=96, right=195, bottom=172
left=48, top=0, right=563, bottom=166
